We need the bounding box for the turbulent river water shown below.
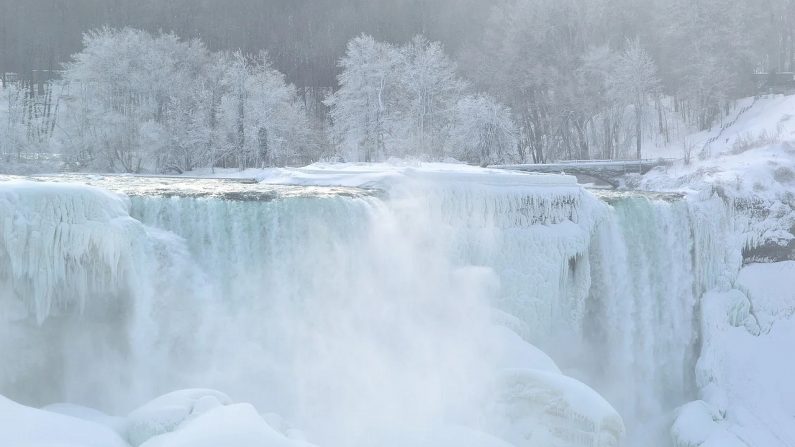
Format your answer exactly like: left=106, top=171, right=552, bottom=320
left=0, top=172, right=740, bottom=447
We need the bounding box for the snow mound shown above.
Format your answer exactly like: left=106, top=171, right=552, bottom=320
left=139, top=403, right=316, bottom=447
left=0, top=394, right=128, bottom=447
left=126, top=389, right=233, bottom=446
left=670, top=400, right=746, bottom=447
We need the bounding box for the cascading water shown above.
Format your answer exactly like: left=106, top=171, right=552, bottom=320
left=0, top=172, right=738, bottom=447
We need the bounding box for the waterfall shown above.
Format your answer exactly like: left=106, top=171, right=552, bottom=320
left=0, top=174, right=740, bottom=446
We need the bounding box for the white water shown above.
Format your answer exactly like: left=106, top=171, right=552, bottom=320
left=0, top=174, right=737, bottom=446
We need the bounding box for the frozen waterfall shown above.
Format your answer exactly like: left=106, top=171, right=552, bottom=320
left=0, top=172, right=737, bottom=447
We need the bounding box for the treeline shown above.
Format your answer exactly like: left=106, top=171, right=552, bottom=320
left=2, top=0, right=794, bottom=171
left=1, top=29, right=518, bottom=171
left=0, top=27, right=660, bottom=171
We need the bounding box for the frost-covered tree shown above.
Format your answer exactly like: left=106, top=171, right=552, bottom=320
left=60, top=28, right=187, bottom=171
left=396, top=36, right=466, bottom=158
left=218, top=51, right=308, bottom=168
left=448, top=94, right=517, bottom=165
left=327, top=34, right=472, bottom=161
left=159, top=39, right=217, bottom=173
left=325, top=35, right=400, bottom=162
left=244, top=53, right=308, bottom=167
left=0, top=85, right=29, bottom=159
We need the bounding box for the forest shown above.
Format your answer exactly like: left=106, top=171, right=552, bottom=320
left=1, top=0, right=794, bottom=171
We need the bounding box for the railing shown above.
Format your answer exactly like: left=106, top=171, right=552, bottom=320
left=701, top=96, right=759, bottom=153
left=1, top=152, right=64, bottom=162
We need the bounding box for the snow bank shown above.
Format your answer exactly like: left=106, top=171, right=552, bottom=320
left=43, top=402, right=128, bottom=435
left=140, top=403, right=316, bottom=447
left=0, top=391, right=315, bottom=447
left=0, top=394, right=128, bottom=447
